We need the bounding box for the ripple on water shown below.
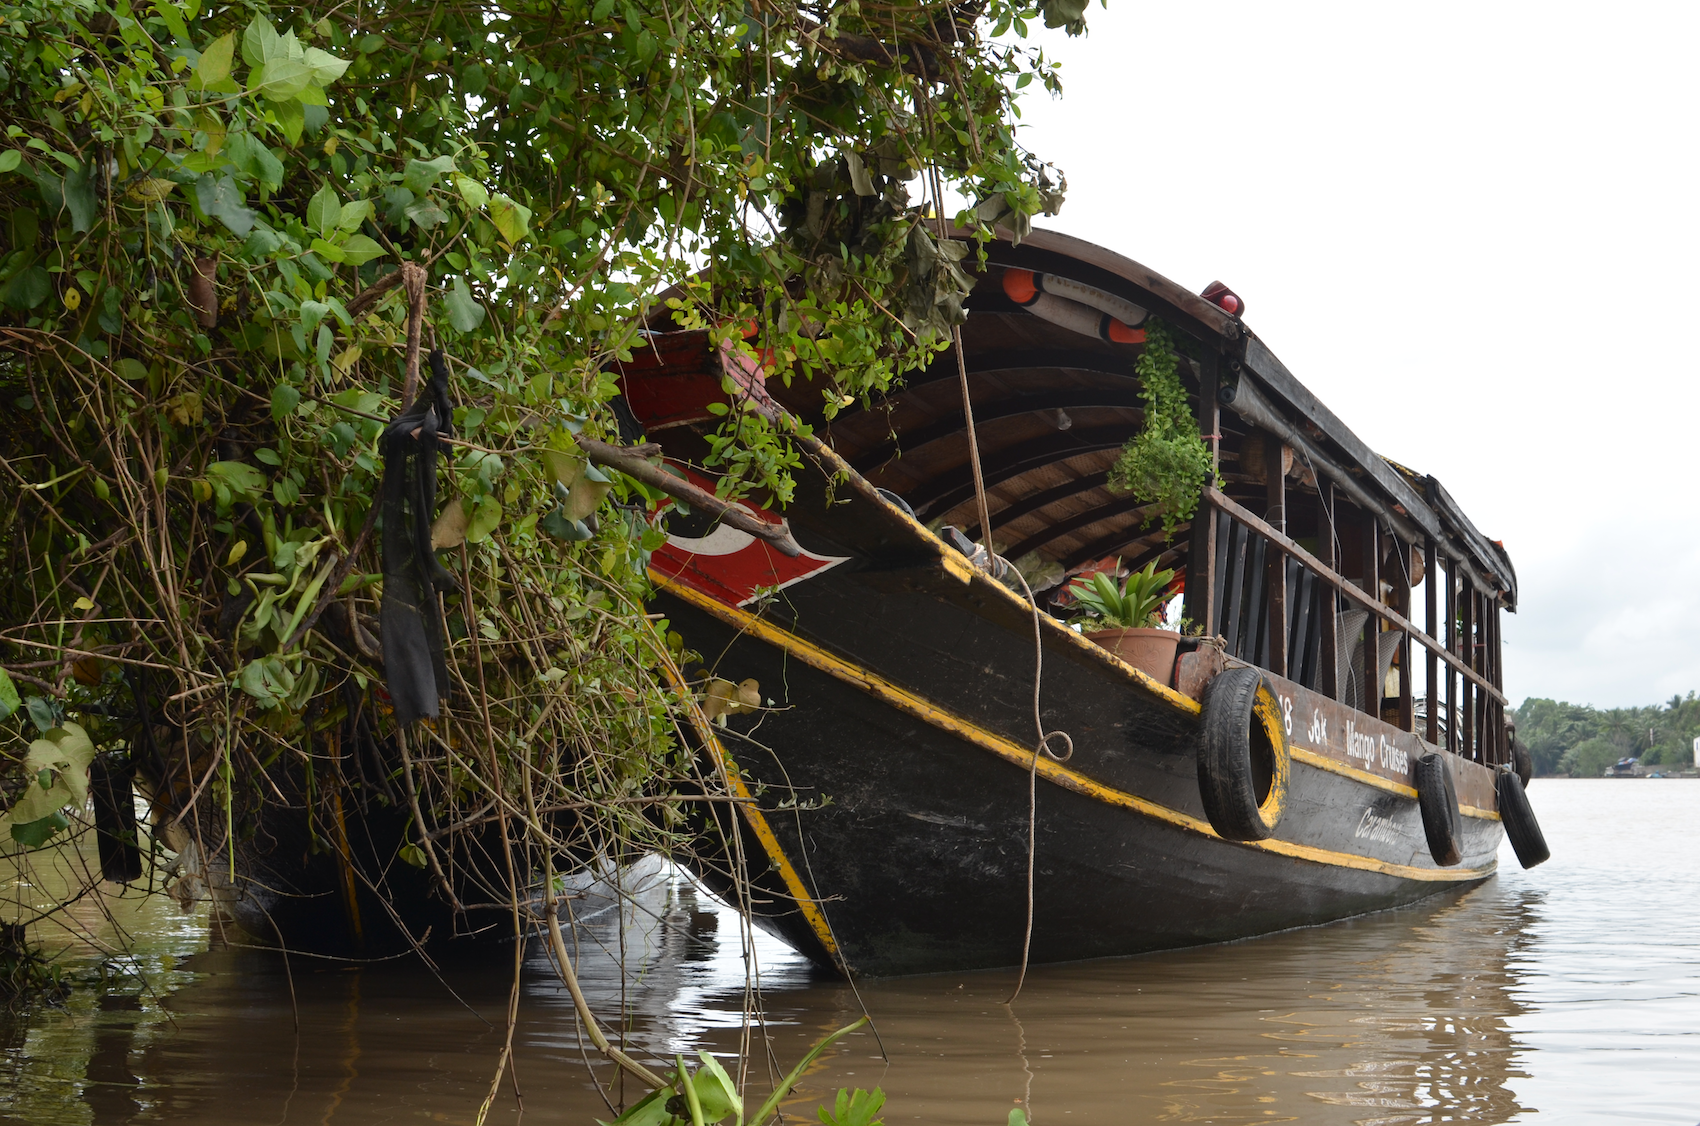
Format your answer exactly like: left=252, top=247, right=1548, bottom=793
left=1, top=779, right=1695, bottom=1124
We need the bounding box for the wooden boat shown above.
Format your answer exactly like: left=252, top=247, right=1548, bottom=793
left=618, top=229, right=1538, bottom=978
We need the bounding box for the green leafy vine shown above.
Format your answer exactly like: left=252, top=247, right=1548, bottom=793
left=1107, top=318, right=1215, bottom=535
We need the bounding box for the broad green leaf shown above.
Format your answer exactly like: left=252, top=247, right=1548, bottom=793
left=150, top=0, right=189, bottom=43
left=197, top=32, right=236, bottom=85
left=253, top=56, right=313, bottom=102
left=61, top=163, right=98, bottom=233
left=299, top=299, right=330, bottom=335
left=338, top=234, right=385, bottom=266
left=25, top=723, right=95, bottom=806
left=9, top=811, right=70, bottom=850
left=247, top=140, right=285, bottom=191
left=195, top=174, right=255, bottom=236
left=403, top=199, right=448, bottom=229
left=336, top=199, right=373, bottom=230
left=308, top=237, right=345, bottom=263
left=241, top=15, right=280, bottom=68
left=0, top=669, right=19, bottom=719
left=402, top=155, right=456, bottom=194
left=239, top=657, right=294, bottom=707
left=691, top=1053, right=742, bottom=1122
left=465, top=494, right=502, bottom=543
left=567, top=464, right=613, bottom=520
left=489, top=194, right=531, bottom=243
left=541, top=450, right=585, bottom=488
left=818, top=1088, right=886, bottom=1126
left=268, top=28, right=304, bottom=65
left=241, top=225, right=284, bottom=259
left=540, top=509, right=593, bottom=541
left=598, top=1085, right=671, bottom=1126
left=0, top=150, right=21, bottom=174
left=306, top=183, right=341, bottom=234
left=272, top=98, right=306, bottom=145
left=444, top=277, right=485, bottom=332
left=303, top=47, right=349, bottom=86
left=330, top=388, right=382, bottom=415
left=206, top=460, right=267, bottom=501
left=2, top=266, right=49, bottom=311
left=25, top=697, right=59, bottom=733
left=271, top=384, right=300, bottom=420
left=453, top=174, right=488, bottom=210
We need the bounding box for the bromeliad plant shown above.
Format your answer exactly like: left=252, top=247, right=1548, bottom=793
left=1068, top=560, right=1177, bottom=631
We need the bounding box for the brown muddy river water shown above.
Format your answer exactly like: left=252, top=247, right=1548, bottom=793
left=3, top=779, right=1696, bottom=1125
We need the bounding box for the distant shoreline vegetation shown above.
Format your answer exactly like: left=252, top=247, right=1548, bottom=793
left=1513, top=696, right=1700, bottom=777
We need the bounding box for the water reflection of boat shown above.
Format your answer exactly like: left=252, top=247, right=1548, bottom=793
left=620, top=230, right=1528, bottom=976
left=754, top=880, right=1537, bottom=1125
left=0, top=859, right=1537, bottom=1125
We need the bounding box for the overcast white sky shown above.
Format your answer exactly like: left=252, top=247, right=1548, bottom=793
left=1017, top=2, right=1700, bottom=709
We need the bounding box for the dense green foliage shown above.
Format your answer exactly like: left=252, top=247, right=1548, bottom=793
left=0, top=0, right=1079, bottom=936
left=1106, top=317, right=1213, bottom=534
left=1513, top=694, right=1700, bottom=776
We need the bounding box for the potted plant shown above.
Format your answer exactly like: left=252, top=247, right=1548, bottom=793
left=1068, top=560, right=1182, bottom=682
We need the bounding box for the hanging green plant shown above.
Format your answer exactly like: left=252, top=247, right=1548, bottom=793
left=1107, top=318, right=1216, bottom=535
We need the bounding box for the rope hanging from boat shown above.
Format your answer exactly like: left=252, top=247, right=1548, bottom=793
left=920, top=115, right=1069, bottom=1003
left=1005, top=566, right=1073, bottom=1005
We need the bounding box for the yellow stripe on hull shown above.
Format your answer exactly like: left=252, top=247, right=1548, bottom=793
left=656, top=574, right=1496, bottom=884
left=658, top=662, right=845, bottom=971
left=1290, top=748, right=1501, bottom=821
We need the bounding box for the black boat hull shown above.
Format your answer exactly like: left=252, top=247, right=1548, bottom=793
left=657, top=469, right=1501, bottom=977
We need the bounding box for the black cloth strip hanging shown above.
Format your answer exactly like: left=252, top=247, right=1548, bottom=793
left=379, top=349, right=460, bottom=725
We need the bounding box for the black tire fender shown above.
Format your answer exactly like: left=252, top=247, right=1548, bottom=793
left=1497, top=767, right=1550, bottom=869
left=1198, top=666, right=1290, bottom=841
left=1414, top=752, right=1464, bottom=866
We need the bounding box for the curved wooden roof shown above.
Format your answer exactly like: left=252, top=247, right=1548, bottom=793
left=629, top=228, right=1518, bottom=609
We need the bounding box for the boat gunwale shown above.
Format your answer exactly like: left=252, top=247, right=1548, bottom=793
left=656, top=571, right=1498, bottom=885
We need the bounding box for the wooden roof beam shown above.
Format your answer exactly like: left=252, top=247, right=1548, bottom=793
left=849, top=389, right=1143, bottom=473
left=899, top=426, right=1132, bottom=519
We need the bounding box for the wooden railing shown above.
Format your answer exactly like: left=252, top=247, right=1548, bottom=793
left=1192, top=486, right=1509, bottom=768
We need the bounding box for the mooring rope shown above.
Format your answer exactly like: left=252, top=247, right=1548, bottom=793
left=1005, top=565, right=1072, bottom=1005
left=920, top=145, right=1069, bottom=1003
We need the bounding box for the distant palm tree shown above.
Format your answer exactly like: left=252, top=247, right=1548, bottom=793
left=1604, top=709, right=1633, bottom=751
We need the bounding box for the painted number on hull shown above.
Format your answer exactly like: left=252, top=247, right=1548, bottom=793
left=1288, top=693, right=1412, bottom=781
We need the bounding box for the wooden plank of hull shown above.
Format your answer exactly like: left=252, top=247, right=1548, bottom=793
left=659, top=567, right=1500, bottom=978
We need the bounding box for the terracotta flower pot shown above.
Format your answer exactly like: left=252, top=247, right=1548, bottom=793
left=1086, top=627, right=1182, bottom=685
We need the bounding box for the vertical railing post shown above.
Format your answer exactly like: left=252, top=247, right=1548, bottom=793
left=1492, top=599, right=1505, bottom=765
left=1265, top=435, right=1287, bottom=678
left=1462, top=587, right=1477, bottom=761
left=1393, top=538, right=1414, bottom=732
left=1318, top=481, right=1338, bottom=701
left=1361, top=517, right=1380, bottom=716
left=1187, top=497, right=1218, bottom=640
left=1445, top=561, right=1459, bottom=753
left=1424, top=537, right=1439, bottom=745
